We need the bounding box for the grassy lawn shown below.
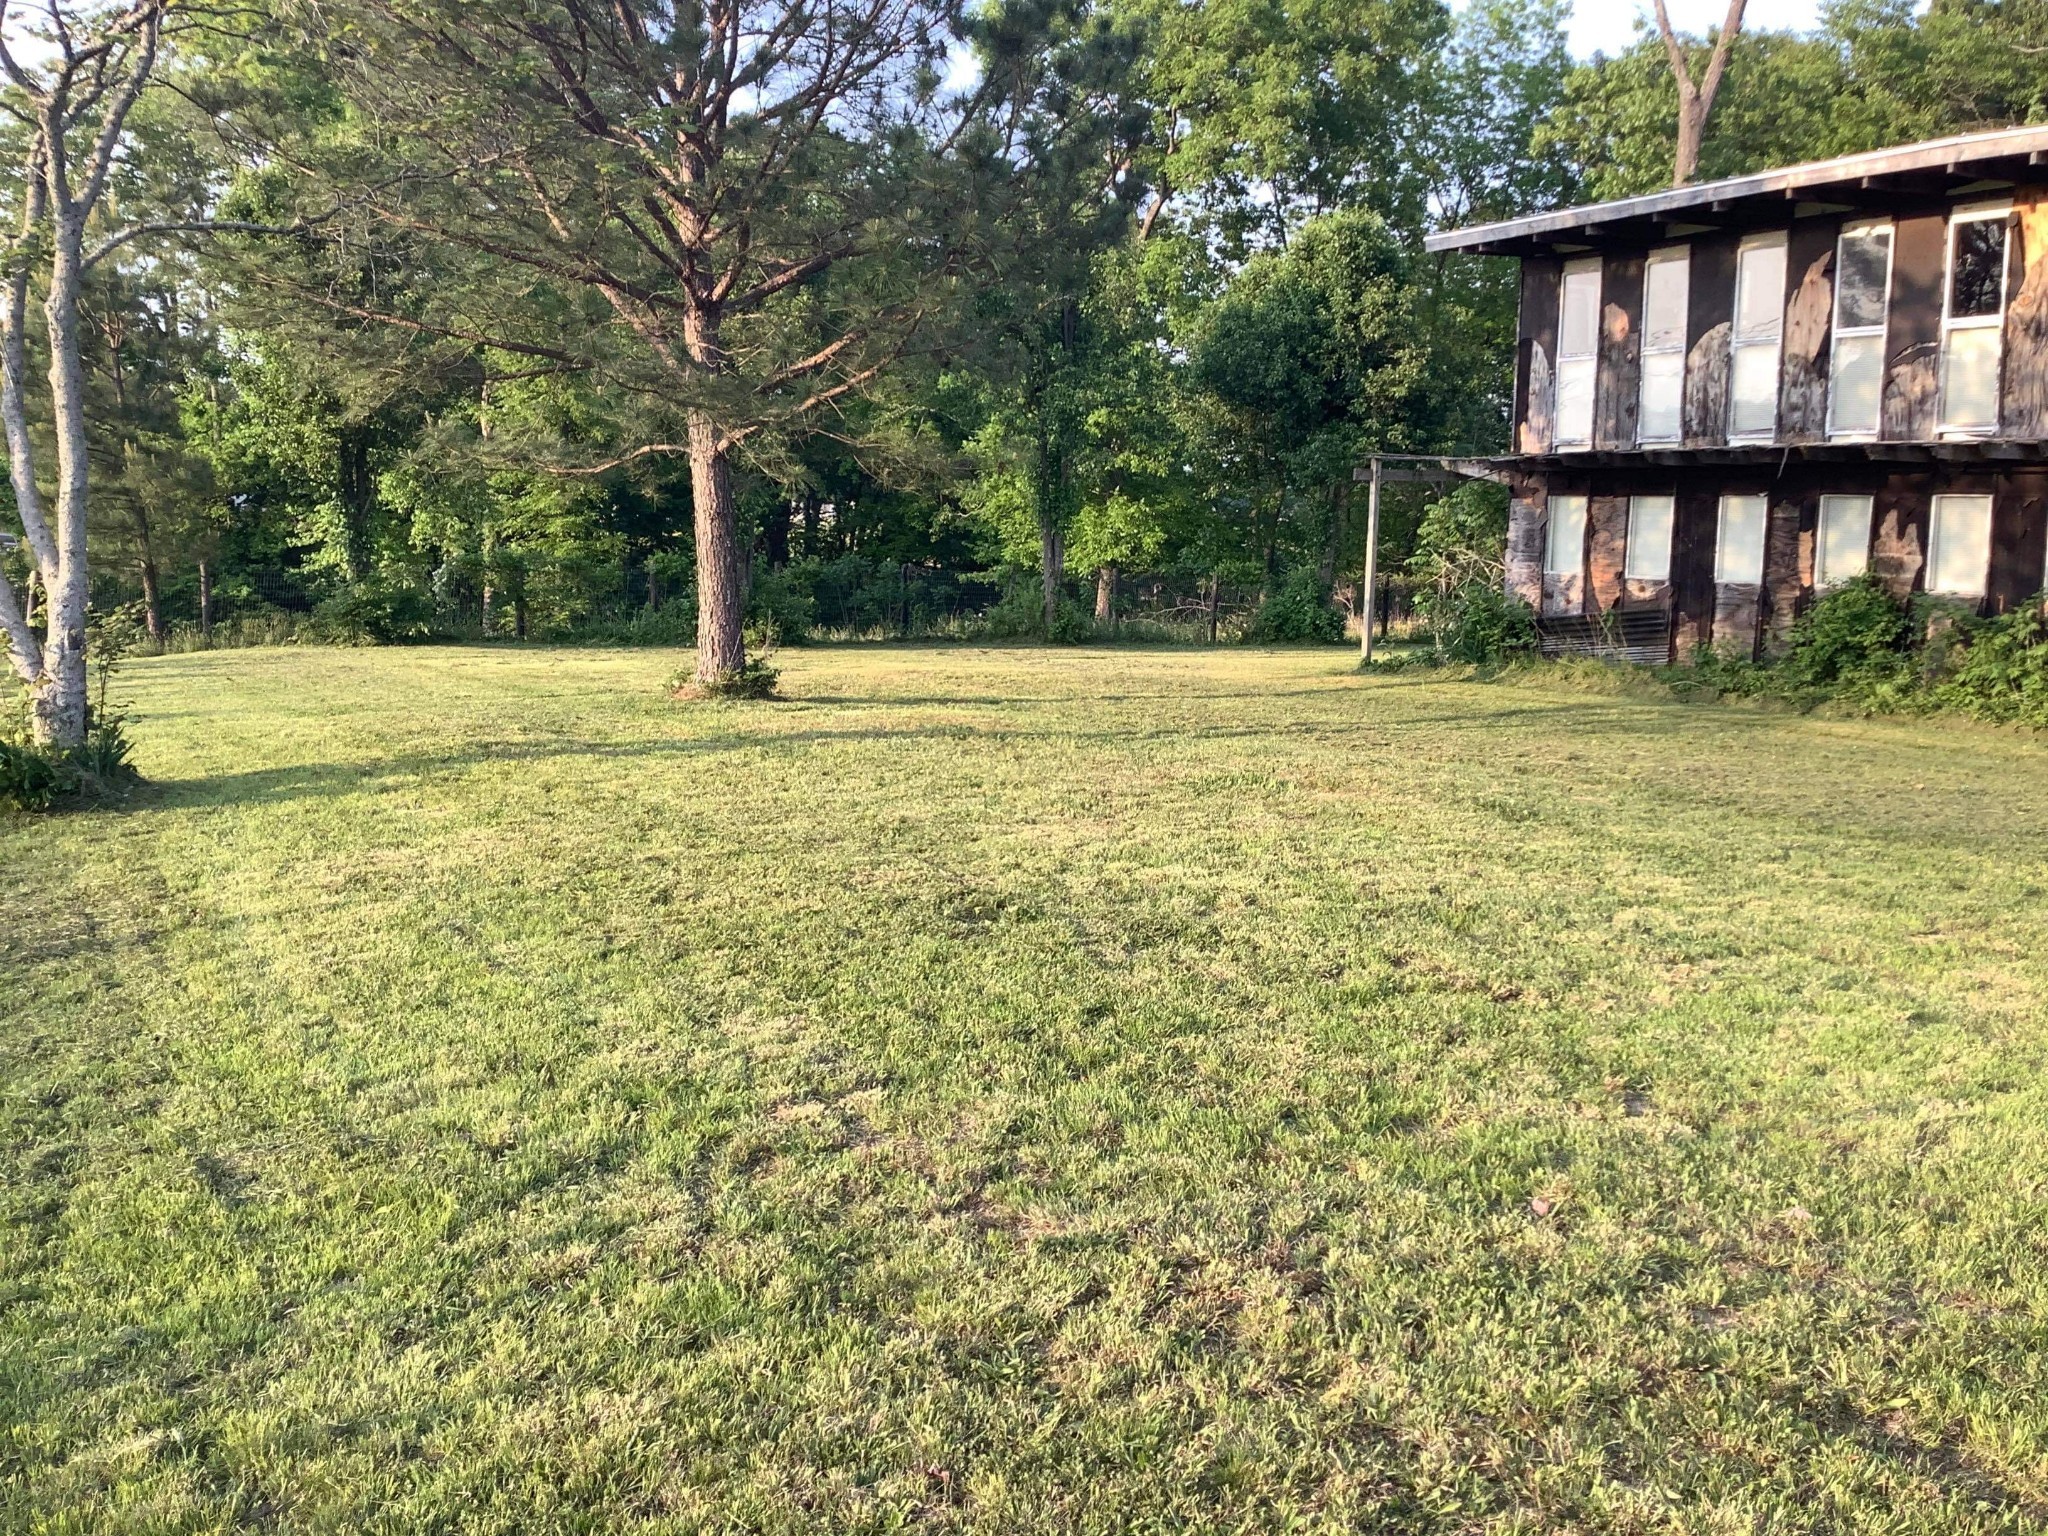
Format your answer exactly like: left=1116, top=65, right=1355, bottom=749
left=7, top=644, right=2048, bottom=1534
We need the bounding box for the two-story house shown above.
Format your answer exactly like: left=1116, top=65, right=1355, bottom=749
left=1426, top=127, right=2048, bottom=660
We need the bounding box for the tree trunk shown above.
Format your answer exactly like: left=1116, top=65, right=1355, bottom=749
left=139, top=554, right=163, bottom=643
left=1095, top=564, right=1116, bottom=628
left=514, top=590, right=528, bottom=640
left=199, top=560, right=213, bottom=640
left=1206, top=572, right=1221, bottom=643
left=338, top=427, right=375, bottom=582
left=481, top=580, right=494, bottom=635
left=688, top=406, right=746, bottom=681
left=1317, top=478, right=1349, bottom=594
left=33, top=211, right=91, bottom=749
left=1039, top=515, right=1064, bottom=633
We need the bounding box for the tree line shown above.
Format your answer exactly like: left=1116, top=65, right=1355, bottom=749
left=1, top=0, right=2042, bottom=738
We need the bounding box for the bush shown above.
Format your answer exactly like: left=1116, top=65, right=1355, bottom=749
left=307, top=579, right=438, bottom=644
left=747, top=563, right=816, bottom=646
left=0, top=737, right=73, bottom=812
left=672, top=657, right=781, bottom=700
left=1784, top=575, right=1912, bottom=688
left=1425, top=578, right=1538, bottom=664
left=1246, top=569, right=1343, bottom=644
left=1932, top=603, right=2048, bottom=726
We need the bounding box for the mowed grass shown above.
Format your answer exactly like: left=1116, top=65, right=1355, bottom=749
left=5, top=644, right=2048, bottom=1535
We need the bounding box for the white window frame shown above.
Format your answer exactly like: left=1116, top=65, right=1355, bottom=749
left=1636, top=246, right=1689, bottom=446
left=1926, top=493, right=1994, bottom=597
left=1938, top=204, right=2012, bottom=438
left=1545, top=492, right=1589, bottom=576
left=1827, top=222, right=1892, bottom=441
left=1729, top=232, right=1788, bottom=443
left=1815, top=494, right=1874, bottom=587
left=1624, top=494, right=1676, bottom=582
left=1715, top=493, right=1769, bottom=585
left=1553, top=258, right=1602, bottom=449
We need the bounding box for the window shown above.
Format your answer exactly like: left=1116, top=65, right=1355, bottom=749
left=1554, top=259, right=1601, bottom=448
left=1638, top=247, right=1689, bottom=444
left=1815, top=494, right=1873, bottom=586
left=1715, top=494, right=1768, bottom=584
left=1625, top=494, right=1676, bottom=581
left=1828, top=225, right=1892, bottom=439
left=1545, top=493, right=1588, bottom=575
left=1927, top=493, right=1993, bottom=596
left=1940, top=209, right=2011, bottom=435
left=1730, top=234, right=1788, bottom=440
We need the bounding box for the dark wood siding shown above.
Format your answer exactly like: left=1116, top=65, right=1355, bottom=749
left=1505, top=475, right=1545, bottom=608
left=1682, top=236, right=1737, bottom=446
left=1671, top=488, right=1720, bottom=657
left=1779, top=221, right=1838, bottom=443
left=1595, top=255, right=1643, bottom=450
left=1989, top=471, right=2048, bottom=611
left=1881, top=214, right=1946, bottom=441
left=2004, top=189, right=2048, bottom=439
left=1516, top=259, right=1561, bottom=454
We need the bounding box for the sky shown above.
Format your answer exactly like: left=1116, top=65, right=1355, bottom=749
left=1566, top=0, right=1827, bottom=57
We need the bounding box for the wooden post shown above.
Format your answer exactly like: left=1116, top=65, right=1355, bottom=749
left=1360, top=456, right=1382, bottom=663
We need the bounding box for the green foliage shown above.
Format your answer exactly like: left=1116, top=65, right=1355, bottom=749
left=0, top=737, right=72, bottom=813
left=1933, top=604, right=2048, bottom=727
left=307, top=579, right=439, bottom=645
left=676, top=658, right=783, bottom=701
left=1783, top=575, right=1913, bottom=689
left=745, top=565, right=816, bottom=648
left=1246, top=568, right=1343, bottom=643
left=1430, top=579, right=1539, bottom=664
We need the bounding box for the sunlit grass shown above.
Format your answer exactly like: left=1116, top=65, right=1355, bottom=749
left=5, top=642, right=2048, bottom=1533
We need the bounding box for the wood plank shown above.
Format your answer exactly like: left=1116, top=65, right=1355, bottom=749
left=1505, top=474, right=1545, bottom=609
left=1761, top=492, right=1807, bottom=657
left=1683, top=236, right=1737, bottom=447
left=1871, top=476, right=1928, bottom=596
left=1588, top=494, right=1629, bottom=611
left=1712, top=582, right=1763, bottom=660
left=1779, top=221, right=1838, bottom=443
left=1517, top=259, right=1560, bottom=454
left=2002, top=189, right=2048, bottom=438
left=1595, top=255, right=1643, bottom=450
left=1882, top=214, right=1946, bottom=441
left=1989, top=470, right=2048, bottom=613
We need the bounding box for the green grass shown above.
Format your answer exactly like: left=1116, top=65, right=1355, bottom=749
left=6, top=644, right=2048, bottom=1534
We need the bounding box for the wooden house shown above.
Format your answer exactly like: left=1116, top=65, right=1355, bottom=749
left=1425, top=127, right=2048, bottom=660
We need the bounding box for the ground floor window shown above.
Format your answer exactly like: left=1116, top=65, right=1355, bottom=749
left=1927, top=493, right=1993, bottom=596
left=1816, top=495, right=1873, bottom=587
left=1715, top=494, right=1768, bottom=585
left=1545, top=493, right=1588, bottom=575
left=1624, top=495, right=1675, bottom=581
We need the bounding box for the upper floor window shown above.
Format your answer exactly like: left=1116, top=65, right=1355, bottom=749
left=1637, top=247, right=1688, bottom=444
left=1545, top=493, right=1588, bottom=575
left=1554, top=259, right=1601, bottom=448
left=1729, top=233, right=1787, bottom=441
left=1625, top=494, right=1675, bottom=581
left=1828, top=224, right=1892, bottom=439
left=1940, top=208, right=2010, bottom=436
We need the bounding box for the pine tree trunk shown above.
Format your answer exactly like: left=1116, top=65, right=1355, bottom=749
left=139, top=555, right=162, bottom=643
left=1206, top=572, right=1222, bottom=644
left=198, top=560, right=212, bottom=639
left=688, top=406, right=746, bottom=682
